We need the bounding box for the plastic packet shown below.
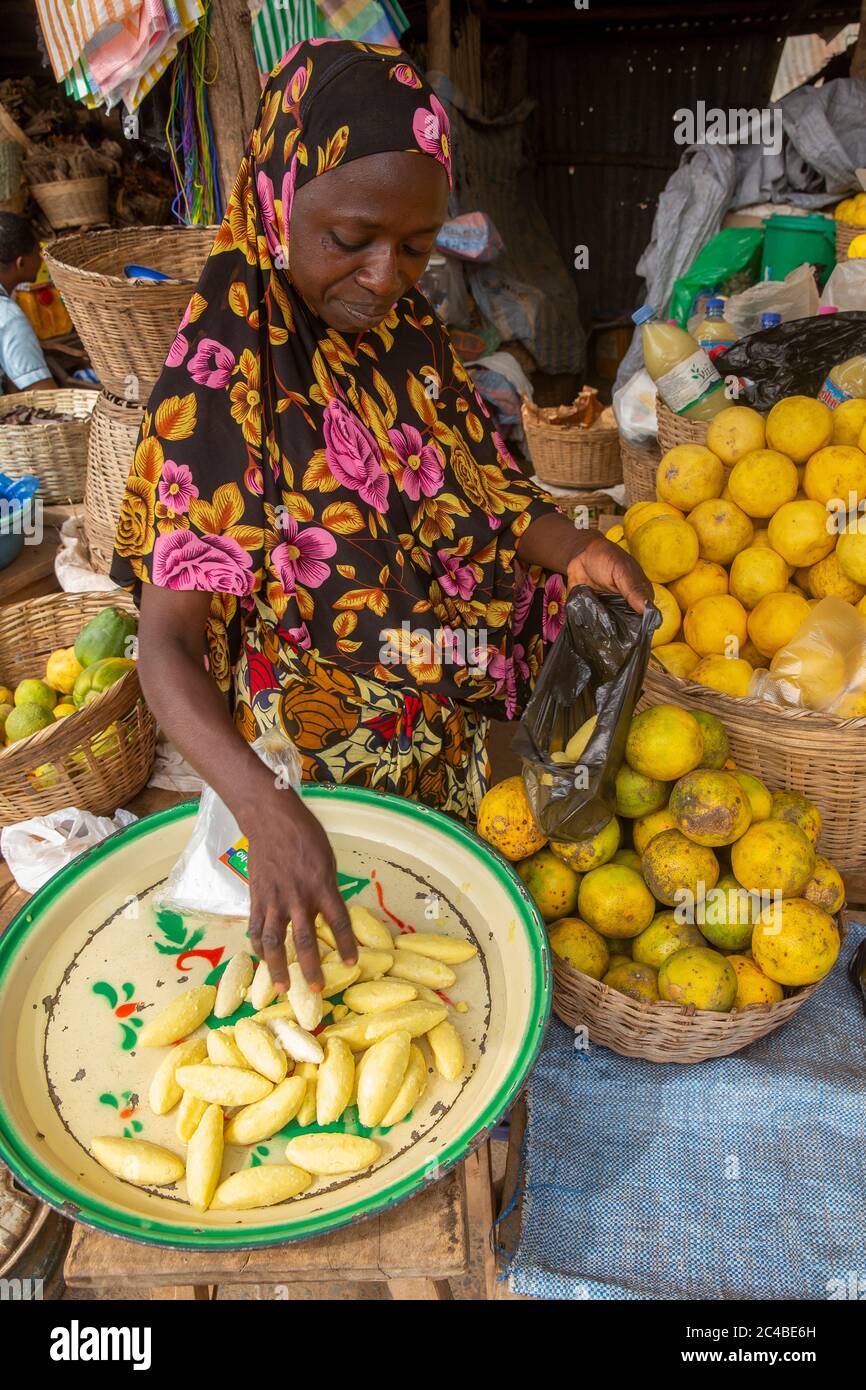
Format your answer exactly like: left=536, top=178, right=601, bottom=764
left=748, top=597, right=866, bottom=713
left=716, top=311, right=866, bottom=408
left=821, top=260, right=866, bottom=312
left=612, top=368, right=658, bottom=446
left=514, top=589, right=661, bottom=841
left=155, top=728, right=302, bottom=922
left=0, top=806, right=137, bottom=893
left=668, top=228, right=764, bottom=327
left=693, top=264, right=819, bottom=339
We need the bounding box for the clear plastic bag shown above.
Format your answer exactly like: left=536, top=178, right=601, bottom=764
left=690, top=264, right=819, bottom=339
left=514, top=589, right=661, bottom=841
left=0, top=807, right=137, bottom=893
left=155, top=728, right=302, bottom=922
left=749, top=596, right=866, bottom=713
left=821, top=260, right=866, bottom=312
left=612, top=368, right=658, bottom=446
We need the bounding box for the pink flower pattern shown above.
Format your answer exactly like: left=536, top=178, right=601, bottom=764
left=152, top=531, right=254, bottom=595
left=323, top=398, right=389, bottom=512
left=158, top=461, right=199, bottom=514
left=412, top=93, right=452, bottom=185
left=388, top=424, right=443, bottom=500
left=272, top=514, right=337, bottom=594
left=188, top=338, right=235, bottom=389
left=437, top=550, right=478, bottom=601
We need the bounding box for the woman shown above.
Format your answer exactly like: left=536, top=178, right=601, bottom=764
left=112, top=39, right=650, bottom=993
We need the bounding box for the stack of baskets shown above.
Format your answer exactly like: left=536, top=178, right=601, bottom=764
left=0, top=590, right=156, bottom=822
left=620, top=437, right=661, bottom=506
left=0, top=389, right=98, bottom=504
left=522, top=396, right=621, bottom=491
left=45, top=226, right=215, bottom=572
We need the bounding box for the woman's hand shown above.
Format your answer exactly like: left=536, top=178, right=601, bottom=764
left=246, top=785, right=357, bottom=994
left=566, top=533, right=653, bottom=613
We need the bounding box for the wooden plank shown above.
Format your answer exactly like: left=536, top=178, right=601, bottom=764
left=65, top=1166, right=468, bottom=1287
left=426, top=0, right=452, bottom=77
left=463, top=1144, right=496, bottom=1301
left=387, top=1277, right=453, bottom=1299
left=0, top=101, right=36, bottom=155
left=207, top=0, right=264, bottom=211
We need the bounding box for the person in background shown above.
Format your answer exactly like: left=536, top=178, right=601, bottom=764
left=0, top=213, right=55, bottom=393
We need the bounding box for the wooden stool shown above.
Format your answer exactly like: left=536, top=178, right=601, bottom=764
left=63, top=1146, right=496, bottom=1300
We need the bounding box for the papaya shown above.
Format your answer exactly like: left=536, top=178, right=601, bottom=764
left=72, top=657, right=136, bottom=708
left=74, top=607, right=138, bottom=668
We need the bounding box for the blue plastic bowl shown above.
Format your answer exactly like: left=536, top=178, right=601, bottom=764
left=0, top=503, right=27, bottom=570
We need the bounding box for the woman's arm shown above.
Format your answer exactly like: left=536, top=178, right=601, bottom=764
left=138, top=585, right=356, bottom=990
left=518, top=511, right=652, bottom=612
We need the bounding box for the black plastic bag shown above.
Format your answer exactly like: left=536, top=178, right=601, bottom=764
left=513, top=587, right=661, bottom=843
left=716, top=311, right=866, bottom=410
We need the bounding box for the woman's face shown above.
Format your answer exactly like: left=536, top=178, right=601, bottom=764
left=288, top=151, right=449, bottom=332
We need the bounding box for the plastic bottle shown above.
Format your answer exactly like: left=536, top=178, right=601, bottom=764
left=632, top=305, right=727, bottom=421
left=695, top=297, right=738, bottom=360
left=818, top=353, right=866, bottom=407
left=760, top=312, right=782, bottom=330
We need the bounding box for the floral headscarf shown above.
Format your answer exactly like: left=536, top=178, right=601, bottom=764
left=112, top=39, right=559, bottom=724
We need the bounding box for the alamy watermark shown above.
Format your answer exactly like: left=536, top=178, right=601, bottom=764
left=0, top=498, right=42, bottom=546
left=379, top=621, right=491, bottom=674
left=674, top=101, right=782, bottom=157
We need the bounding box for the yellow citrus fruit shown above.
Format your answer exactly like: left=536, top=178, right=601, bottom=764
left=650, top=583, right=681, bottom=647
left=517, top=848, right=581, bottom=923
left=53, top=702, right=77, bottom=719
left=848, top=233, right=866, bottom=257
left=669, top=769, right=752, bottom=847
left=765, top=395, right=833, bottom=463
left=0, top=703, right=12, bottom=737
left=752, top=898, right=839, bottom=985
left=732, top=771, right=773, bottom=821
left=657, top=947, right=736, bottom=1010
left=5, top=703, right=55, bottom=742
left=698, top=873, right=760, bottom=950
left=641, top=828, right=720, bottom=907
left=550, top=815, right=620, bottom=873
left=614, top=764, right=670, bottom=819
left=751, top=527, right=771, bottom=548
left=687, top=498, right=754, bottom=565
left=605, top=523, right=625, bottom=543
left=691, top=655, right=753, bottom=697
left=731, top=819, right=815, bottom=897
left=683, top=594, right=748, bottom=656
left=691, top=710, right=728, bottom=768
left=623, top=500, right=684, bottom=541
left=706, top=404, right=766, bottom=465
left=477, top=776, right=546, bottom=861
left=632, top=807, right=678, bottom=857
left=803, top=550, right=865, bottom=603
left=739, top=639, right=766, bottom=669
left=0, top=686, right=13, bottom=705
left=769, top=789, right=821, bottom=846
left=625, top=704, right=704, bottom=780
left=767, top=500, right=839, bottom=569
left=803, top=855, right=845, bottom=915
left=802, top=444, right=866, bottom=506
left=835, top=528, right=866, bottom=585
left=632, top=912, right=705, bottom=969
left=548, top=918, right=610, bottom=980
left=45, top=647, right=83, bottom=696
left=729, top=546, right=789, bottom=610
left=728, top=954, right=784, bottom=1007
left=651, top=642, right=701, bottom=679
left=668, top=559, right=729, bottom=610
left=747, top=592, right=811, bottom=657
left=14, top=679, right=57, bottom=712
left=577, top=864, right=655, bottom=938
left=612, top=850, right=642, bottom=875
left=656, top=444, right=725, bottom=511
left=629, top=515, right=699, bottom=583
left=832, top=398, right=866, bottom=446
left=727, top=449, right=799, bottom=519
left=602, top=960, right=659, bottom=1002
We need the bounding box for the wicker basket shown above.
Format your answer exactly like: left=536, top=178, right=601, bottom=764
left=620, top=436, right=660, bottom=506
left=0, top=1161, right=37, bottom=1273
left=0, top=591, right=156, bottom=823
left=639, top=662, right=866, bottom=874
left=84, top=391, right=143, bottom=573
left=0, top=389, right=98, bottom=504
left=552, top=916, right=845, bottom=1063
left=656, top=399, right=710, bottom=452
left=836, top=221, right=864, bottom=261
left=29, top=175, right=109, bottom=231
left=522, top=399, right=621, bottom=489
left=44, top=226, right=216, bottom=402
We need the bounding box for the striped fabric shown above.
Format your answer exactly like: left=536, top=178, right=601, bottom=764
left=250, top=0, right=333, bottom=78
left=57, top=0, right=205, bottom=111
left=314, top=0, right=399, bottom=45
left=36, top=1, right=139, bottom=82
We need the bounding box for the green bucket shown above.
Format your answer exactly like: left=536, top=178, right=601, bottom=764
left=761, top=213, right=836, bottom=287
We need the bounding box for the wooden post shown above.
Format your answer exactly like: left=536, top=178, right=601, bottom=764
left=852, top=3, right=866, bottom=80
left=207, top=0, right=263, bottom=209
left=426, top=0, right=452, bottom=79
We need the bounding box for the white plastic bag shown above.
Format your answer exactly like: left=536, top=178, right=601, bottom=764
left=1, top=806, right=137, bottom=893
left=155, top=728, right=302, bottom=922
left=693, top=264, right=819, bottom=338
left=821, top=260, right=866, bottom=311
left=612, top=368, right=658, bottom=446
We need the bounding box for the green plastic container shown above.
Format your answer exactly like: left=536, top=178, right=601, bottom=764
left=761, top=213, right=835, bottom=287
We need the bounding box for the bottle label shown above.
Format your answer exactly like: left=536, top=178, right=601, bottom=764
left=698, top=338, right=732, bottom=362
left=656, top=349, right=725, bottom=415
left=817, top=375, right=851, bottom=409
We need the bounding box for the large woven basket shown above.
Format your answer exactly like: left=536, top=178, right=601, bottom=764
left=639, top=662, right=866, bottom=873
left=656, top=399, right=710, bottom=452
left=29, top=175, right=109, bottom=230
left=522, top=399, right=621, bottom=489
left=552, top=915, right=845, bottom=1063
left=43, top=225, right=216, bottom=402
left=84, top=391, right=143, bottom=574
left=836, top=221, right=864, bottom=261
left=0, top=591, right=156, bottom=822
left=0, top=389, right=98, bottom=504
left=620, top=436, right=660, bottom=506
